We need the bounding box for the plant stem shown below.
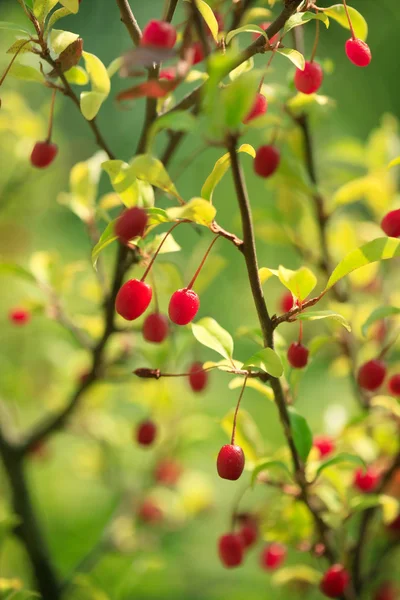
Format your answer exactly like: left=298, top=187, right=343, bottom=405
left=231, top=376, right=248, bottom=444
left=187, top=235, right=220, bottom=289
left=310, top=18, right=320, bottom=62
left=342, top=0, right=356, bottom=39
left=115, top=0, right=142, bottom=45
left=46, top=89, right=57, bottom=143
left=141, top=221, right=185, bottom=282
left=0, top=39, right=32, bottom=87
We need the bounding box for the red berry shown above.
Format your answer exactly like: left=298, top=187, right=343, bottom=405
left=243, top=93, right=268, bottom=124
left=353, top=466, right=380, bottom=493
left=30, top=141, right=58, bottom=168
left=154, top=458, right=182, bottom=486
left=388, top=374, right=400, bottom=396
left=159, top=67, right=175, bottom=80
left=280, top=292, right=294, bottom=313
left=387, top=514, right=400, bottom=534
left=188, top=362, right=208, bottom=392
left=136, top=419, right=157, bottom=446
left=254, top=145, right=280, bottom=178
left=287, top=342, right=309, bottom=369
left=143, top=312, right=169, bottom=343
left=260, top=543, right=287, bottom=570
left=218, top=533, right=244, bottom=568
left=345, top=38, right=371, bottom=67
left=357, top=359, right=386, bottom=391
left=115, top=279, right=152, bottom=321
left=313, top=435, right=335, bottom=459
left=141, top=20, right=177, bottom=49
left=294, top=61, right=323, bottom=94
left=217, top=444, right=245, bottom=481
left=192, top=41, right=204, bottom=65
left=115, top=207, right=148, bottom=244
left=169, top=288, right=199, bottom=325
left=9, top=308, right=30, bottom=326
left=375, top=583, right=399, bottom=600
left=252, top=22, right=279, bottom=45
left=320, top=565, right=350, bottom=598
left=381, top=209, right=400, bottom=238
left=238, top=516, right=258, bottom=549
left=138, top=498, right=163, bottom=523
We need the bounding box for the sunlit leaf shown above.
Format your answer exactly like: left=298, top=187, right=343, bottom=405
left=278, top=266, right=317, bottom=300
left=0, top=263, right=36, bottom=283
left=379, top=495, right=399, bottom=524
left=324, top=4, right=368, bottom=41
left=102, top=160, right=138, bottom=208
left=296, top=310, right=351, bottom=332
left=45, top=7, right=72, bottom=34
left=146, top=207, right=170, bottom=227
left=65, top=65, right=88, bottom=85
left=131, top=154, right=179, bottom=199
left=33, top=0, right=58, bottom=22
left=388, top=156, right=400, bottom=169
left=9, top=63, right=44, bottom=82
left=283, top=11, right=329, bottom=36
left=221, top=408, right=264, bottom=463
left=272, top=565, right=321, bottom=586
left=50, top=29, right=79, bottom=54
left=196, top=0, right=219, bottom=42
left=192, top=317, right=234, bottom=360
left=316, top=453, right=365, bottom=478
left=59, top=0, right=79, bottom=13
left=370, top=396, right=400, bottom=418
left=166, top=197, right=216, bottom=226
left=148, top=111, right=197, bottom=150
left=91, top=220, right=118, bottom=268
left=361, top=306, right=400, bottom=338
left=0, top=21, right=31, bottom=35
left=221, top=70, right=261, bottom=128
left=145, top=233, right=181, bottom=255
left=251, top=459, right=292, bottom=486
left=277, top=47, right=305, bottom=70
left=80, top=51, right=111, bottom=120
left=243, top=348, right=283, bottom=377
left=225, top=24, right=268, bottom=45
left=201, top=144, right=255, bottom=202
left=288, top=408, right=313, bottom=462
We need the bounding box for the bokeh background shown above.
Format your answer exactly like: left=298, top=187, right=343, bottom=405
left=0, top=0, right=399, bottom=598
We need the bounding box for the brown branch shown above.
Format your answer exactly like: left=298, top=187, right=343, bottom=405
left=115, top=0, right=142, bottom=46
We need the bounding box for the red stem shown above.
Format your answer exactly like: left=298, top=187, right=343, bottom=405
left=342, top=0, right=356, bottom=39
left=187, top=234, right=220, bottom=289
left=231, top=376, right=248, bottom=445
left=310, top=18, right=320, bottom=63
left=141, top=220, right=185, bottom=282
left=46, top=89, right=57, bottom=143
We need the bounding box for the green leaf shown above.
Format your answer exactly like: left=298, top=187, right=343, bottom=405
left=277, top=266, right=317, bottom=300
left=272, top=566, right=322, bottom=586
left=9, top=63, right=44, bottom=82
left=296, top=310, right=351, bottom=332
left=0, top=263, right=36, bottom=283
left=192, top=317, right=234, bottom=360
left=201, top=144, right=255, bottom=202
left=288, top=408, right=313, bottom=462
left=225, top=24, right=268, bottom=45
left=145, top=233, right=180, bottom=255
left=91, top=220, right=118, bottom=268
left=45, top=7, right=72, bottom=34
left=350, top=494, right=381, bottom=513
left=361, top=306, right=400, bottom=338
left=146, top=207, right=170, bottom=227
left=229, top=377, right=274, bottom=400
left=243, top=348, right=283, bottom=378
left=130, top=154, right=179, bottom=199
left=221, top=408, right=264, bottom=463
left=379, top=495, right=399, bottom=524
left=324, top=4, right=368, bottom=41
left=220, top=70, right=261, bottom=129
left=80, top=51, right=111, bottom=120
left=50, top=29, right=79, bottom=54
left=59, top=151, right=107, bottom=220
left=33, top=0, right=58, bottom=22
left=388, top=156, right=400, bottom=169
left=59, top=0, right=79, bottom=13
left=166, top=197, right=216, bottom=226
left=0, top=21, right=31, bottom=34
left=333, top=176, right=372, bottom=205
left=6, top=39, right=33, bottom=54
left=251, top=459, right=292, bottom=487
left=316, top=453, right=365, bottom=478
left=65, top=65, right=88, bottom=85
left=196, top=0, right=219, bottom=42
left=147, top=111, right=197, bottom=150
left=277, top=47, right=305, bottom=70
left=326, top=238, right=400, bottom=291
left=283, top=11, right=329, bottom=36
left=107, top=57, right=123, bottom=78
left=102, top=160, right=138, bottom=208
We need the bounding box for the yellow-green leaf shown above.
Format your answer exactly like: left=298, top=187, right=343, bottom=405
left=65, top=65, right=88, bottom=85
left=59, top=0, right=79, bottom=13
left=288, top=408, right=313, bottom=462
left=362, top=306, right=400, bottom=337
left=147, top=111, right=197, bottom=151
left=283, top=11, right=329, bottom=36
left=278, top=266, right=317, bottom=300
left=379, top=495, right=399, bottom=524
left=102, top=160, right=138, bottom=208
left=229, top=377, right=274, bottom=400
left=201, top=144, right=255, bottom=202
left=272, top=566, right=322, bottom=586
left=324, top=4, right=368, bottom=41
left=33, top=0, right=58, bottom=23
left=388, top=156, right=400, bottom=169
left=80, top=51, right=110, bottom=120
left=296, top=310, right=351, bottom=332
left=196, top=0, right=219, bottom=42
left=370, top=396, right=400, bottom=419
left=277, top=47, right=305, bottom=70
left=243, top=348, right=283, bottom=377
left=91, top=220, right=118, bottom=268
left=9, top=63, right=43, bottom=82
left=316, top=453, right=365, bottom=478
left=225, top=24, right=268, bottom=45
left=45, top=7, right=72, bottom=35
left=192, top=317, right=234, bottom=360
left=130, top=154, right=179, bottom=199
left=166, top=197, right=216, bottom=226
left=50, top=29, right=79, bottom=54
left=251, top=459, right=292, bottom=487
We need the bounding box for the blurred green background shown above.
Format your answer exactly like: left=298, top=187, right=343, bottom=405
left=0, top=0, right=399, bottom=598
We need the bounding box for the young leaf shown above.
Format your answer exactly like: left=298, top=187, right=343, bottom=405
left=45, top=8, right=72, bottom=35
left=251, top=459, right=292, bottom=487
left=296, top=310, right=351, bottom=332
left=225, top=24, right=268, bottom=45
left=272, top=566, right=322, bottom=586
left=324, top=4, right=368, bottom=41
left=166, top=198, right=216, bottom=226
left=50, top=29, right=79, bottom=54
left=59, top=0, right=79, bottom=13
left=102, top=160, right=138, bottom=208
left=220, top=70, right=261, bottom=128
left=278, top=266, right=317, bottom=300
left=242, top=348, right=283, bottom=378
left=283, top=11, right=329, bottom=36
left=316, top=453, right=365, bottom=478
left=147, top=111, right=197, bottom=150
left=326, top=238, right=400, bottom=291
left=33, top=0, right=58, bottom=23
left=201, top=144, right=255, bottom=202
left=0, top=21, right=31, bottom=35
left=65, top=65, right=89, bottom=85
left=146, top=207, right=170, bottom=227
left=145, top=233, right=180, bottom=255
left=80, top=51, right=111, bottom=120
left=361, top=306, right=400, bottom=338
left=379, top=495, right=399, bottom=524
left=91, top=220, right=118, bottom=268
left=9, top=64, right=44, bottom=83
left=221, top=408, right=264, bottom=463
left=288, top=408, right=313, bottom=462
left=277, top=47, right=305, bottom=70
left=192, top=317, right=234, bottom=360
left=130, top=154, right=179, bottom=199
left=195, top=0, right=219, bottom=42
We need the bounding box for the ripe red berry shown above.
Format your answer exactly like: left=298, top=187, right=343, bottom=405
left=260, top=543, right=287, bottom=570
left=169, top=288, right=199, bottom=325
left=353, top=466, right=380, bottom=493
left=287, top=342, right=309, bottom=369
left=320, top=565, right=350, bottom=598
left=138, top=498, right=163, bottom=523
left=188, top=362, right=208, bottom=392
left=238, top=516, right=258, bottom=549
left=154, top=458, right=182, bottom=486
left=218, top=533, right=244, bottom=568
left=143, top=312, right=169, bottom=343
left=115, top=207, right=148, bottom=244
left=141, top=20, right=177, bottom=49
left=381, top=209, right=400, bottom=238
left=313, top=435, right=335, bottom=459
left=280, top=292, right=294, bottom=313
left=9, top=308, right=30, bottom=326
left=357, top=359, right=386, bottom=391
left=30, top=141, right=58, bottom=168
left=388, top=374, right=400, bottom=396
left=294, top=61, right=323, bottom=95
left=242, top=93, right=268, bottom=124
left=252, top=22, right=279, bottom=46
left=192, top=41, right=204, bottom=65
left=136, top=419, right=157, bottom=446
left=375, top=583, right=399, bottom=600
left=159, top=67, right=175, bottom=80
left=345, top=38, right=371, bottom=67
left=254, top=145, right=280, bottom=178
left=217, top=444, right=245, bottom=480
left=115, top=279, right=152, bottom=321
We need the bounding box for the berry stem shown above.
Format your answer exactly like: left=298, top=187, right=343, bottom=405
left=0, top=39, right=32, bottom=87
left=46, top=89, right=57, bottom=143
left=342, top=0, right=356, bottom=40
left=378, top=330, right=400, bottom=360
left=150, top=270, right=159, bottom=312
left=231, top=376, right=248, bottom=445
left=310, top=18, right=320, bottom=63
left=187, top=234, right=220, bottom=289
left=298, top=298, right=304, bottom=343
left=141, top=220, right=185, bottom=282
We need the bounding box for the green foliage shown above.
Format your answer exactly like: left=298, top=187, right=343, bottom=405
left=324, top=4, right=368, bottom=41
left=80, top=51, right=111, bottom=120
left=192, top=318, right=234, bottom=360
left=288, top=408, right=313, bottom=462
left=243, top=348, right=283, bottom=377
